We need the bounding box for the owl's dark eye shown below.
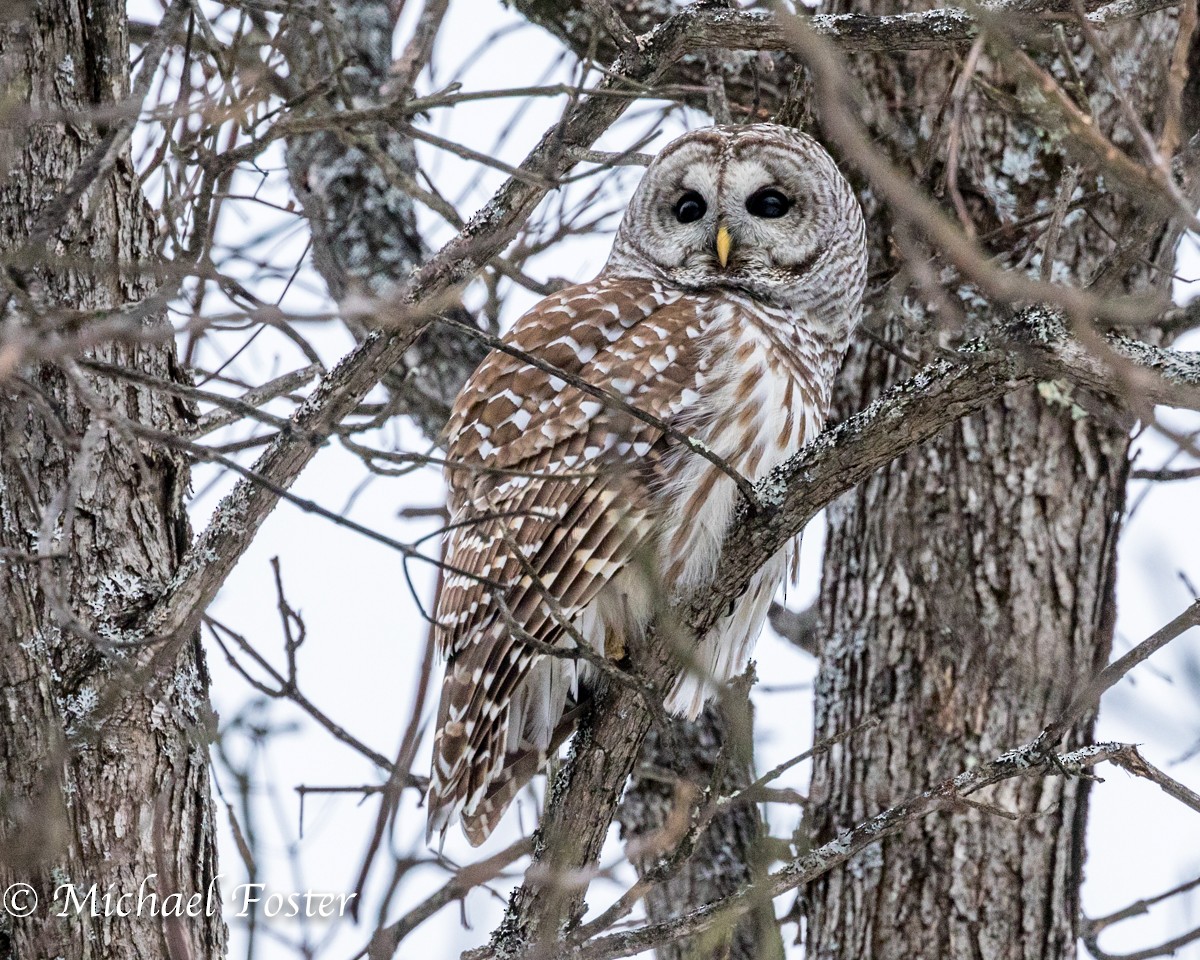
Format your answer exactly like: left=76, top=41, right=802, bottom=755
left=746, top=187, right=791, bottom=219
left=673, top=190, right=707, bottom=224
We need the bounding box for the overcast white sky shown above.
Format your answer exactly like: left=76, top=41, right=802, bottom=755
left=126, top=1, right=1200, bottom=957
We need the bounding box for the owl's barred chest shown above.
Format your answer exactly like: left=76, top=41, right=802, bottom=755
left=709, top=326, right=823, bottom=462
left=655, top=298, right=833, bottom=590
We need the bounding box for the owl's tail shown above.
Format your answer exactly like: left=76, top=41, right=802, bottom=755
left=427, top=700, right=585, bottom=848
left=426, top=619, right=588, bottom=848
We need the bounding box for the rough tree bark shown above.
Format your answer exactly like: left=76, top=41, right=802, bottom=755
left=0, top=4, right=223, bottom=960
left=804, top=6, right=1190, bottom=960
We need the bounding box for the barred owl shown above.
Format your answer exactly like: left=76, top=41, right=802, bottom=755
left=428, top=124, right=867, bottom=845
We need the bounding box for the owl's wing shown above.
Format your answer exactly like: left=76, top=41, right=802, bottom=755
left=428, top=276, right=706, bottom=845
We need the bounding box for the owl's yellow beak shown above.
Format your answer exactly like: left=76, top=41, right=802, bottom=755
left=715, top=224, right=732, bottom=269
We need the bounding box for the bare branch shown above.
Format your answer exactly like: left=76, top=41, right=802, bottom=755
left=1107, top=743, right=1200, bottom=815
left=1042, top=599, right=1200, bottom=743
left=556, top=741, right=1132, bottom=960
left=519, top=0, right=1180, bottom=60
left=365, top=837, right=534, bottom=960
left=1130, top=465, right=1200, bottom=480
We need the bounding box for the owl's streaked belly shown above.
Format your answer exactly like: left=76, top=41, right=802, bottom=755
left=582, top=298, right=831, bottom=718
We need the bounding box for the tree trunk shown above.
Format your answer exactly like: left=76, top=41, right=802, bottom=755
left=618, top=702, right=785, bottom=960
left=0, top=5, right=223, bottom=959
left=804, top=7, right=1183, bottom=960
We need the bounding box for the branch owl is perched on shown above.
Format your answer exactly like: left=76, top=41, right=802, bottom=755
left=428, top=124, right=867, bottom=846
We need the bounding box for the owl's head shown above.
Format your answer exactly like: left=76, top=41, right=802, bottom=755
left=607, top=124, right=867, bottom=322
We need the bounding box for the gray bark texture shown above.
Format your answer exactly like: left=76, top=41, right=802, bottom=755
left=0, top=4, right=223, bottom=960
left=803, top=6, right=1190, bottom=960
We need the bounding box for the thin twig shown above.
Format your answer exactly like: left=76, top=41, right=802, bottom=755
left=1042, top=600, right=1200, bottom=744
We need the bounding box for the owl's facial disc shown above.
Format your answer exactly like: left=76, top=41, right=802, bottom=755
left=607, top=125, right=864, bottom=311
left=670, top=143, right=821, bottom=285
